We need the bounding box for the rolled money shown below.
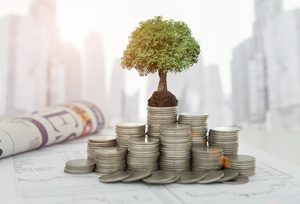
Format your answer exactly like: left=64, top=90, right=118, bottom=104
left=0, top=101, right=105, bottom=159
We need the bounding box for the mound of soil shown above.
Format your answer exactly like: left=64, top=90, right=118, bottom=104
left=148, top=90, right=178, bottom=107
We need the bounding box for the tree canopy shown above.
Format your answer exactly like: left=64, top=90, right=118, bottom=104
left=121, top=16, right=200, bottom=76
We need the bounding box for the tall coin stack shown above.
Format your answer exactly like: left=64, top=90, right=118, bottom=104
left=225, top=155, right=256, bottom=176
left=127, top=137, right=160, bottom=171
left=208, top=127, right=239, bottom=155
left=192, top=145, right=223, bottom=172
left=116, top=123, right=146, bottom=148
left=159, top=124, right=192, bottom=172
left=178, top=113, right=208, bottom=145
left=147, top=106, right=177, bottom=138
left=87, top=135, right=117, bottom=161
left=94, top=147, right=127, bottom=174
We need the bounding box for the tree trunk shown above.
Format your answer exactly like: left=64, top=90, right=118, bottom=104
left=158, top=70, right=167, bottom=91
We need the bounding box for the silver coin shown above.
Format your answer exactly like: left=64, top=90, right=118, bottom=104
left=65, top=159, right=95, bottom=171
left=160, top=124, right=191, bottom=131
left=64, top=167, right=94, bottom=175
left=122, top=170, right=152, bottom=182
left=224, top=174, right=249, bottom=184
left=197, top=171, right=224, bottom=184
left=210, top=127, right=239, bottom=132
left=177, top=171, right=206, bottom=184
left=219, top=169, right=239, bottom=182
left=116, top=122, right=145, bottom=128
left=89, top=135, right=116, bottom=143
left=95, top=147, right=127, bottom=156
left=99, top=171, right=132, bottom=183
left=142, top=170, right=176, bottom=184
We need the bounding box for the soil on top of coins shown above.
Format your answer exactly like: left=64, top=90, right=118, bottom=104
left=148, top=90, right=178, bottom=107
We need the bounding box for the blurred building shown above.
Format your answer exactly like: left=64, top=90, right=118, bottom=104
left=122, top=91, right=139, bottom=122
left=83, top=32, right=106, bottom=106
left=264, top=9, right=300, bottom=128
left=60, top=42, right=82, bottom=101
left=0, top=0, right=62, bottom=115
left=109, top=59, right=126, bottom=125
left=231, top=0, right=300, bottom=128
left=231, top=39, right=252, bottom=127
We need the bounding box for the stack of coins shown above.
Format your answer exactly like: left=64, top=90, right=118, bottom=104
left=127, top=137, right=160, bottom=171
left=159, top=124, right=192, bottom=172
left=224, top=154, right=256, bottom=176
left=208, top=127, right=239, bottom=155
left=94, top=147, right=127, bottom=174
left=178, top=113, right=208, bottom=145
left=87, top=135, right=117, bottom=161
left=116, top=123, right=146, bottom=148
left=64, top=159, right=95, bottom=175
left=147, top=106, right=177, bottom=138
left=192, top=145, right=224, bottom=172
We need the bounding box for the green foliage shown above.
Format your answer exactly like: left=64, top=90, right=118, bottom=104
left=121, top=16, right=200, bottom=76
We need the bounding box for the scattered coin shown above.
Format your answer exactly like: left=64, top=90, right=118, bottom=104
left=142, top=170, right=177, bottom=184
left=219, top=169, right=239, bottom=182
left=99, top=171, right=132, bottom=183
left=123, top=170, right=152, bottom=182
left=177, top=171, right=207, bottom=184
left=224, top=174, right=249, bottom=184
left=197, top=170, right=224, bottom=184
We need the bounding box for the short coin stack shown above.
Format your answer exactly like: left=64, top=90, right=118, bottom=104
left=116, top=123, right=146, bottom=148
left=64, top=159, right=95, bottom=174
left=178, top=113, right=208, bottom=145
left=87, top=135, right=117, bottom=161
left=225, top=154, right=256, bottom=176
left=94, top=147, right=127, bottom=174
left=160, top=124, right=192, bottom=172
left=127, top=137, right=160, bottom=171
left=147, top=106, right=177, bottom=138
left=208, top=127, right=239, bottom=155
left=192, top=145, right=223, bottom=172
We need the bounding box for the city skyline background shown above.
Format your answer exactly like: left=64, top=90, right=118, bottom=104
left=0, top=0, right=300, bottom=129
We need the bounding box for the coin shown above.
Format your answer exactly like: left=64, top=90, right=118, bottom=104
left=208, top=127, right=239, bottom=155
left=192, top=145, right=223, bottom=172
left=127, top=136, right=160, bottom=171
left=94, top=147, right=127, bottom=174
left=197, top=170, right=224, bottom=184
left=116, top=122, right=146, bottom=148
left=64, top=167, right=94, bottom=175
left=147, top=106, right=177, bottom=138
left=99, top=171, right=132, bottom=183
left=87, top=135, right=117, bottom=161
left=219, top=169, right=239, bottom=182
left=177, top=171, right=207, bottom=184
left=160, top=124, right=192, bottom=172
left=65, top=159, right=95, bottom=171
left=224, top=174, right=249, bottom=184
left=142, top=170, right=177, bottom=184
left=224, top=154, right=256, bottom=176
left=123, top=170, right=152, bottom=182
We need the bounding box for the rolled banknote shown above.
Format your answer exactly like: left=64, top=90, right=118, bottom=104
left=0, top=101, right=105, bottom=159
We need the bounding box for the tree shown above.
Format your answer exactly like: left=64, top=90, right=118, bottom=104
left=121, top=16, right=200, bottom=106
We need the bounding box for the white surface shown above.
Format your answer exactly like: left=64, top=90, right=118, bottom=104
left=0, top=136, right=300, bottom=204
